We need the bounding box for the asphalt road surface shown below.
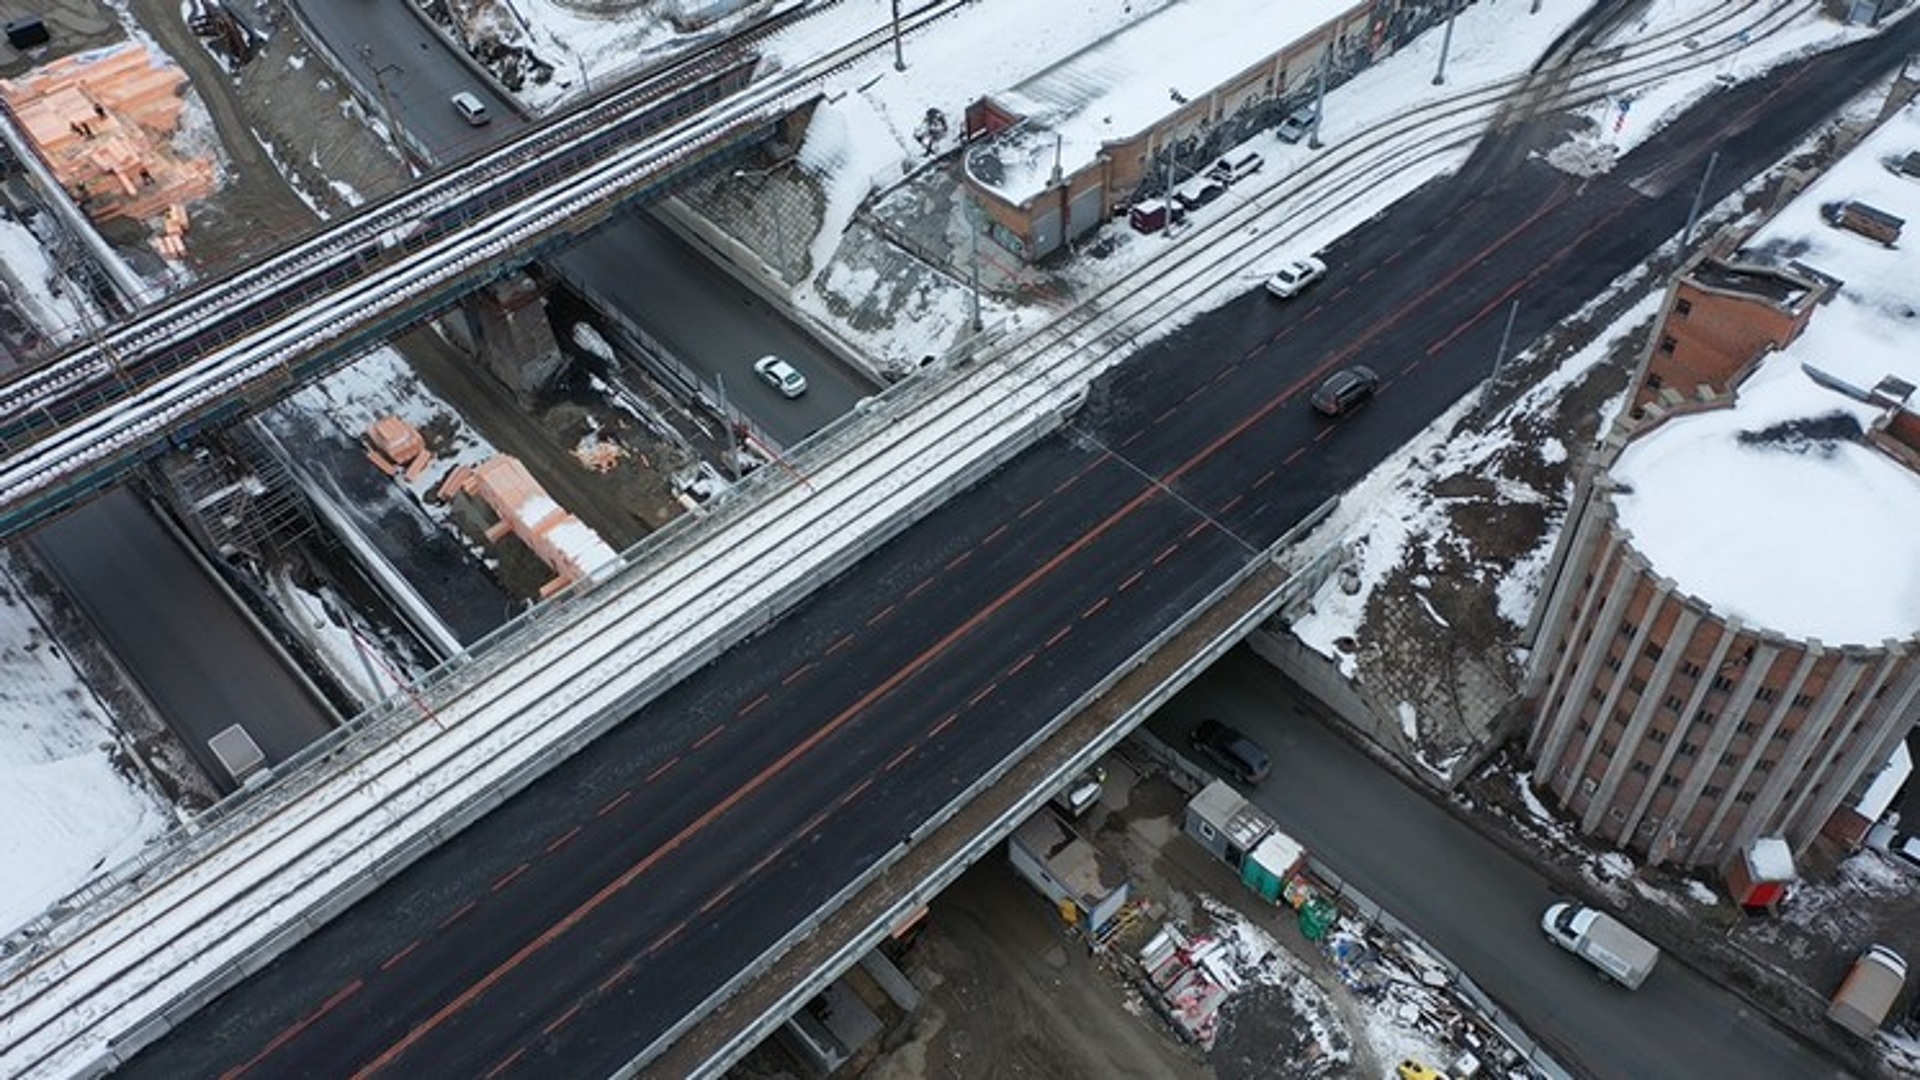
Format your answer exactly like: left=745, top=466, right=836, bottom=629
left=31, top=490, right=336, bottom=791
left=295, top=0, right=874, bottom=448
left=554, top=212, right=875, bottom=447
left=126, top=15, right=1920, bottom=1078
left=1159, top=650, right=1847, bottom=1080
left=295, top=0, right=525, bottom=159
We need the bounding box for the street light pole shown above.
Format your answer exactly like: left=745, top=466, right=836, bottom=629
left=891, top=0, right=906, bottom=71
left=1309, top=49, right=1329, bottom=150
left=1681, top=149, right=1720, bottom=247
left=359, top=45, right=420, bottom=172
left=1433, top=3, right=1458, bottom=86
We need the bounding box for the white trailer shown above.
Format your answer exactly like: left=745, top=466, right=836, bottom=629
left=1542, top=903, right=1660, bottom=989
left=1828, top=945, right=1907, bottom=1038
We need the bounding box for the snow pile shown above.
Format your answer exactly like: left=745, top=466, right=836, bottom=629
left=0, top=556, right=168, bottom=936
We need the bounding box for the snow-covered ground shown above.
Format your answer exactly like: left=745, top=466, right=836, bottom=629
left=0, top=551, right=169, bottom=937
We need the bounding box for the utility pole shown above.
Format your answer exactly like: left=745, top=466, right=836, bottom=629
left=1488, top=299, right=1521, bottom=409
left=1309, top=49, right=1329, bottom=150
left=1433, top=2, right=1458, bottom=86
left=1681, top=149, right=1720, bottom=247
left=359, top=45, right=420, bottom=172
left=890, top=0, right=906, bottom=71
left=717, top=373, right=740, bottom=480
left=968, top=220, right=984, bottom=333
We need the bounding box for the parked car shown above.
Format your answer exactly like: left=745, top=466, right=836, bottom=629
left=753, top=354, right=808, bottom=398
left=1310, top=366, right=1379, bottom=416
left=1264, top=255, right=1326, bottom=299
left=450, top=90, right=491, bottom=126
left=1174, top=180, right=1229, bottom=213
left=1189, top=719, right=1271, bottom=785
left=1886, top=831, right=1920, bottom=875
left=1396, top=1061, right=1449, bottom=1080
left=1275, top=104, right=1319, bottom=144
left=1205, top=151, right=1263, bottom=185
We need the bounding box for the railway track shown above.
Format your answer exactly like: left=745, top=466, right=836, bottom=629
left=0, top=1, right=1831, bottom=1075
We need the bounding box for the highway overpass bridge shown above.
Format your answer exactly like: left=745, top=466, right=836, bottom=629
left=0, top=0, right=995, bottom=537
left=0, top=2, right=1890, bottom=1076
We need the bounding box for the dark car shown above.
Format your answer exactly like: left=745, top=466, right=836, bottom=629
left=1175, top=181, right=1228, bottom=213
left=1190, top=719, right=1272, bottom=785
left=1310, top=366, right=1379, bottom=416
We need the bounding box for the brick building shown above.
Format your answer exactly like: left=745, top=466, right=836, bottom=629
left=958, top=0, right=1435, bottom=261
left=1522, top=106, right=1920, bottom=871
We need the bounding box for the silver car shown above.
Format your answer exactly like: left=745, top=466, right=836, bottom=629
left=753, top=354, right=808, bottom=398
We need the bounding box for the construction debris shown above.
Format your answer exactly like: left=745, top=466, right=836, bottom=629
left=364, top=416, right=435, bottom=483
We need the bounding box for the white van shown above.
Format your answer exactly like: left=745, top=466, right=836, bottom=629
left=450, top=91, right=491, bottom=126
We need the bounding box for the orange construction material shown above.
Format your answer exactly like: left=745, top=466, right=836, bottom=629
left=0, top=44, right=216, bottom=256
left=438, top=456, right=617, bottom=598
left=365, top=416, right=435, bottom=482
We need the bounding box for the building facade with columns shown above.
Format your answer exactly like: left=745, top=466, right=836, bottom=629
left=1521, top=109, right=1920, bottom=869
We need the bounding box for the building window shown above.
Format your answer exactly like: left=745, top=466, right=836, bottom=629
left=1680, top=660, right=1703, bottom=678
left=1649, top=728, right=1669, bottom=744
left=1734, top=791, right=1756, bottom=804
left=1660, top=775, right=1681, bottom=788
left=1703, top=785, right=1723, bottom=798
left=1756, top=687, right=1778, bottom=704
left=1792, top=692, right=1815, bottom=709
left=1735, top=720, right=1754, bottom=734
left=1675, top=298, right=1693, bottom=316
left=1662, top=694, right=1685, bottom=713
left=1631, top=760, right=1652, bottom=774
left=1643, top=641, right=1664, bottom=661
left=1693, top=708, right=1717, bottom=725
left=1711, top=674, right=1735, bottom=693
left=1604, top=653, right=1624, bottom=672
left=1754, top=758, right=1774, bottom=773
left=1609, top=807, right=1627, bottom=821
left=1628, top=675, right=1647, bottom=693
left=1618, top=619, right=1638, bottom=638
left=1659, top=334, right=1677, bottom=354
left=1679, top=742, right=1698, bottom=757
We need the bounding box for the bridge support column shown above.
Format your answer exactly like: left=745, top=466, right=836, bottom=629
left=440, top=271, right=568, bottom=404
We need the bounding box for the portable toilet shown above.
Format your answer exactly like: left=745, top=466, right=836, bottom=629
left=1184, top=780, right=1275, bottom=870
left=1240, top=828, right=1307, bottom=904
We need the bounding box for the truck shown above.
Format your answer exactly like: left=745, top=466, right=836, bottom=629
left=1827, top=945, right=1907, bottom=1038
left=1541, top=903, right=1660, bottom=989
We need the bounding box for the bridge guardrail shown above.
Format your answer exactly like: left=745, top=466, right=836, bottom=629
left=649, top=497, right=1338, bottom=1077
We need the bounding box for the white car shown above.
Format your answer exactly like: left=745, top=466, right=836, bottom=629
left=753, top=354, right=808, bottom=398
left=1265, top=256, right=1327, bottom=299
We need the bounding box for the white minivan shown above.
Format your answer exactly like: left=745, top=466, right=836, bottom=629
left=450, top=90, right=491, bottom=126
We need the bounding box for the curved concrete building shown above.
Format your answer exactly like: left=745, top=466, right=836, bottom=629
left=1526, top=466, right=1919, bottom=868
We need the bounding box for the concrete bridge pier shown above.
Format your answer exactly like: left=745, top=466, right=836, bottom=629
left=441, top=271, right=569, bottom=404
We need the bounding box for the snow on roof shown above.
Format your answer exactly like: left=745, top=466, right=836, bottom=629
left=976, top=0, right=1353, bottom=203
left=1611, top=101, right=1920, bottom=648
left=1856, top=741, right=1912, bottom=823
left=1745, top=835, right=1796, bottom=883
